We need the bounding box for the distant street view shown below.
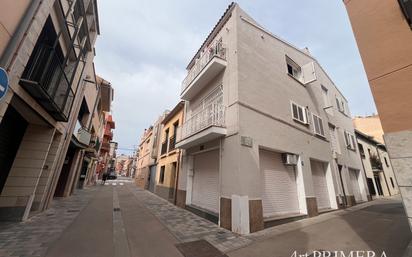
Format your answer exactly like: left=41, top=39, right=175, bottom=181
left=0, top=1, right=411, bottom=257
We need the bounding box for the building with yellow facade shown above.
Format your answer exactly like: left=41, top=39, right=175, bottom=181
left=154, top=101, right=184, bottom=203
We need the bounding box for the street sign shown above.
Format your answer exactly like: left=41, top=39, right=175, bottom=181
left=0, top=67, right=9, bottom=101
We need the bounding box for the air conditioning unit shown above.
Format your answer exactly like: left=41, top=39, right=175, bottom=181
left=282, top=153, right=298, bottom=166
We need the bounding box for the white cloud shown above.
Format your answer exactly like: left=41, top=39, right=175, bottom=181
left=93, top=0, right=377, bottom=153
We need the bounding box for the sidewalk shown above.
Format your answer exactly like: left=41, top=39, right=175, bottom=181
left=228, top=197, right=410, bottom=257
left=126, top=185, right=252, bottom=253
left=0, top=187, right=96, bottom=257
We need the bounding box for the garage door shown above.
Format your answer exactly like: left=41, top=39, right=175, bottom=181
left=260, top=150, right=300, bottom=217
left=192, top=150, right=219, bottom=213
left=311, top=160, right=331, bottom=209
left=349, top=168, right=362, bottom=202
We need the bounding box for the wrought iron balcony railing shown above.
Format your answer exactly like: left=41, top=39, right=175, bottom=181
left=181, top=41, right=226, bottom=93
left=179, top=100, right=225, bottom=140
left=20, top=44, right=75, bottom=121
left=169, top=135, right=176, bottom=152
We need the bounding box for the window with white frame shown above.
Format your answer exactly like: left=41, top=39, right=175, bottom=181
left=335, top=96, right=348, bottom=115
left=312, top=114, right=325, bottom=137
left=291, top=102, right=307, bottom=124
left=344, top=131, right=356, bottom=151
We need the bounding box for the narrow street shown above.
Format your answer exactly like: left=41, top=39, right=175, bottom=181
left=0, top=178, right=409, bottom=257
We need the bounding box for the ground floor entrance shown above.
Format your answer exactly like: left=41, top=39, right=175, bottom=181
left=260, top=150, right=300, bottom=217
left=191, top=149, right=220, bottom=214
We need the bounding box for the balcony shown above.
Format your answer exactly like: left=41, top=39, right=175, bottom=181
left=161, top=141, right=168, bottom=155
left=73, top=120, right=92, bottom=146
left=104, top=127, right=113, bottom=139
left=176, top=101, right=226, bottom=149
left=181, top=42, right=227, bottom=101
left=101, top=142, right=110, bottom=152
left=169, top=135, right=176, bottom=152
left=19, top=44, right=75, bottom=121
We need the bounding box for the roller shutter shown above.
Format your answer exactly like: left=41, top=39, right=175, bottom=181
left=311, top=160, right=331, bottom=209
left=260, top=150, right=299, bottom=217
left=349, top=168, right=362, bottom=202
left=192, top=150, right=219, bottom=213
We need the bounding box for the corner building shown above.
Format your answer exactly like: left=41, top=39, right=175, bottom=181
left=176, top=3, right=369, bottom=234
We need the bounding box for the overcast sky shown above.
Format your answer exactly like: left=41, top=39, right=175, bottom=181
left=93, top=0, right=376, bottom=155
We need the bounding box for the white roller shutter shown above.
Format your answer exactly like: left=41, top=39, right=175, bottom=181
left=260, top=150, right=300, bottom=217
left=349, top=168, right=362, bottom=202
left=192, top=150, right=219, bottom=213
left=311, top=160, right=331, bottom=209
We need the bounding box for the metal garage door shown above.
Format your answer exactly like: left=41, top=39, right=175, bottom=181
left=260, top=150, right=300, bottom=217
left=192, top=150, right=219, bottom=213
left=311, top=160, right=331, bottom=209
left=349, top=168, right=362, bottom=202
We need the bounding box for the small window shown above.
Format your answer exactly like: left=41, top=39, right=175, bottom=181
left=344, top=131, right=356, bottom=151
left=321, top=85, right=330, bottom=107
left=384, top=157, right=390, bottom=167
left=159, top=166, right=165, bottom=184
left=312, top=114, right=325, bottom=137
left=291, top=102, right=307, bottom=124
left=390, top=177, right=395, bottom=188
left=286, top=57, right=302, bottom=80
left=358, top=143, right=365, bottom=158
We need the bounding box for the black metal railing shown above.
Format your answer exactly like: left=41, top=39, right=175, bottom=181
left=20, top=43, right=75, bottom=121
left=169, top=135, right=176, bottom=151
left=161, top=141, right=167, bottom=155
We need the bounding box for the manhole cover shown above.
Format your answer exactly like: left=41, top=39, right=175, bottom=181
left=176, top=240, right=227, bottom=257
left=113, top=208, right=121, bottom=212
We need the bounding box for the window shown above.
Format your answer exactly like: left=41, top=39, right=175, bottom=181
left=390, top=177, right=395, bottom=188
left=384, top=157, right=390, bottom=167
left=286, top=56, right=316, bottom=84
left=344, top=131, right=356, bottom=151
left=358, top=143, right=365, bottom=158
left=291, top=102, right=307, bottom=124
left=159, top=166, right=165, bottom=184
left=312, top=114, right=325, bottom=137
left=329, top=125, right=341, bottom=154
left=287, top=59, right=302, bottom=80
left=321, top=85, right=330, bottom=107
left=335, top=97, right=347, bottom=115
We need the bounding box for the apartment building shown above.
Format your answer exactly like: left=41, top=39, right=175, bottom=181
left=82, top=76, right=114, bottom=186
left=356, top=130, right=399, bottom=198
left=135, top=113, right=167, bottom=189
left=175, top=3, right=368, bottom=234
left=0, top=0, right=100, bottom=220
left=96, top=112, right=115, bottom=177
left=353, top=115, right=385, bottom=144
left=155, top=101, right=184, bottom=203
left=344, top=0, right=412, bottom=229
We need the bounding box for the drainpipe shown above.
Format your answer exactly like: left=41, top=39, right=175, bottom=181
left=376, top=144, right=391, bottom=196
left=0, top=0, right=42, bottom=69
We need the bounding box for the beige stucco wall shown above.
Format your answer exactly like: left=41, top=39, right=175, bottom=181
left=345, top=0, right=412, bottom=229
left=353, top=115, right=385, bottom=144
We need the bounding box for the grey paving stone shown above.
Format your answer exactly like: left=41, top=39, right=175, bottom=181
left=127, top=185, right=252, bottom=253
left=0, top=187, right=96, bottom=257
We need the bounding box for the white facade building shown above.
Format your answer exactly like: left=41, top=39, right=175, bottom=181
left=175, top=3, right=369, bottom=234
